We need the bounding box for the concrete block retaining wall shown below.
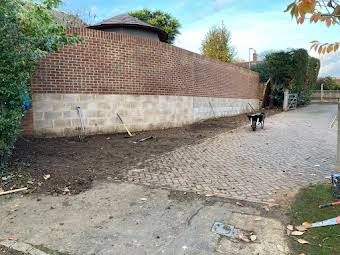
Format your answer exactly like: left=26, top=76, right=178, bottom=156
left=31, top=93, right=259, bottom=137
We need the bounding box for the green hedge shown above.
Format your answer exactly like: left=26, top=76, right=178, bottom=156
left=0, top=0, right=78, bottom=168
left=251, top=49, right=320, bottom=107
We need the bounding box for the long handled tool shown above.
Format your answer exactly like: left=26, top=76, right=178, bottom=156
left=309, top=216, right=340, bottom=228
left=296, top=216, right=340, bottom=231
left=248, top=103, right=256, bottom=113
left=319, top=201, right=340, bottom=208
left=116, top=113, right=134, bottom=137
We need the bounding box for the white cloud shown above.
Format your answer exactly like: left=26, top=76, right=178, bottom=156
left=175, top=10, right=339, bottom=77
left=174, top=29, right=205, bottom=54
left=317, top=51, right=340, bottom=77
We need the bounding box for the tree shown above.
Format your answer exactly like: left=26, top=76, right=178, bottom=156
left=306, top=56, right=321, bottom=89
left=0, top=0, right=78, bottom=166
left=317, top=76, right=339, bottom=89
left=129, top=9, right=180, bottom=44
left=291, top=49, right=309, bottom=93
left=285, top=0, right=340, bottom=53
left=201, top=23, right=236, bottom=63
left=250, top=62, right=270, bottom=82
left=251, top=49, right=320, bottom=107
left=266, top=51, right=295, bottom=87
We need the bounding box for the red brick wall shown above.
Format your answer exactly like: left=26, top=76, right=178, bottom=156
left=32, top=28, right=260, bottom=99
left=21, top=109, right=33, bottom=136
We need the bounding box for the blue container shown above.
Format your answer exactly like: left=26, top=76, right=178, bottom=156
left=23, top=95, right=30, bottom=110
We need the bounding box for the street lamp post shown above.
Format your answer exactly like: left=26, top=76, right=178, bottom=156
left=248, top=48, right=254, bottom=69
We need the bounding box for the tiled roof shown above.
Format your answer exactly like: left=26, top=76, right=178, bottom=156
left=88, top=14, right=168, bottom=42
left=93, top=14, right=153, bottom=28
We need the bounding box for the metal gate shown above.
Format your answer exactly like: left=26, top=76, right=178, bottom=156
left=288, top=93, right=298, bottom=110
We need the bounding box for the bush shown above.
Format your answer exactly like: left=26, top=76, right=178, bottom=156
left=0, top=0, right=78, bottom=167
left=306, top=57, right=320, bottom=90
left=316, top=76, right=339, bottom=90
left=251, top=49, right=320, bottom=107
left=0, top=109, right=22, bottom=167
left=250, top=62, right=270, bottom=82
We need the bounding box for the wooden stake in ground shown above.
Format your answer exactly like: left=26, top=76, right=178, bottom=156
left=0, top=187, right=28, bottom=196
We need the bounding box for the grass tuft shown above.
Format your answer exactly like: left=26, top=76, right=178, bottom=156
left=288, top=184, right=340, bottom=255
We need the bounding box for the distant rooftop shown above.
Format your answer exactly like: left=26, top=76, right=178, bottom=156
left=88, top=14, right=168, bottom=42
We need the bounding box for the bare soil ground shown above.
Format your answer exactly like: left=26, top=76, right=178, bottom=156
left=1, top=109, right=280, bottom=196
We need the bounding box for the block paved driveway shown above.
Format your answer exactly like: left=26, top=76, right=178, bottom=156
left=124, top=104, right=337, bottom=203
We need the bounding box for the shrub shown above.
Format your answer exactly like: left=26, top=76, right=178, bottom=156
left=316, top=76, right=339, bottom=90
left=0, top=0, right=78, bottom=167
left=306, top=57, right=320, bottom=90
left=251, top=49, right=320, bottom=107
left=250, top=62, right=270, bottom=83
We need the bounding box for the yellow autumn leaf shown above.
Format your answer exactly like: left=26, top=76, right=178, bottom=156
left=335, top=43, right=340, bottom=52
left=297, top=238, right=309, bottom=244
left=299, top=0, right=316, bottom=15
left=327, top=44, right=334, bottom=53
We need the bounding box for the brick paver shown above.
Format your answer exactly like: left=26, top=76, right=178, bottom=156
left=124, top=104, right=337, bottom=203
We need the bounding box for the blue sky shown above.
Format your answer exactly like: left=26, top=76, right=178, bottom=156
left=60, top=0, right=340, bottom=77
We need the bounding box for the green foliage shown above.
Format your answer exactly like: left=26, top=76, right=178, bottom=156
left=288, top=184, right=340, bottom=255
left=290, top=49, right=309, bottom=93
left=201, top=22, right=235, bottom=63
left=306, top=57, right=320, bottom=90
left=250, top=62, right=270, bottom=83
left=0, top=109, right=22, bottom=166
left=317, top=76, right=340, bottom=90
left=0, top=0, right=78, bottom=167
left=257, top=49, right=320, bottom=107
left=265, top=50, right=294, bottom=87
left=129, top=9, right=180, bottom=44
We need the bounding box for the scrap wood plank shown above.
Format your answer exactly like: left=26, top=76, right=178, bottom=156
left=0, top=187, right=28, bottom=196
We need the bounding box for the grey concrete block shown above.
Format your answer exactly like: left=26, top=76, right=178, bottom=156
left=53, top=119, right=71, bottom=128
left=80, top=94, right=96, bottom=101
left=35, top=120, right=53, bottom=129
left=71, top=119, right=81, bottom=127
left=34, top=112, right=44, bottom=120
left=34, top=101, right=53, bottom=112
left=63, top=111, right=78, bottom=119
left=63, top=94, right=80, bottom=102
left=45, top=112, right=62, bottom=120
left=85, top=110, right=97, bottom=118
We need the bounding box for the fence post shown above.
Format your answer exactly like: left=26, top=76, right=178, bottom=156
left=283, top=88, right=289, bottom=112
